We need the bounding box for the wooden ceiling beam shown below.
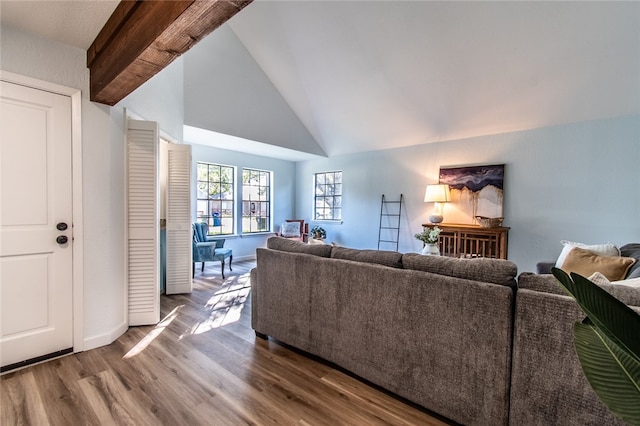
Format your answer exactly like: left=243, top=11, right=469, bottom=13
left=88, top=0, right=252, bottom=106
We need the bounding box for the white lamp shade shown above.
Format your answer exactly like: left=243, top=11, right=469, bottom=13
left=424, top=184, right=451, bottom=203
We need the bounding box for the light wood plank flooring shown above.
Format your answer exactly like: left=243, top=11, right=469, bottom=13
left=1, top=260, right=450, bottom=425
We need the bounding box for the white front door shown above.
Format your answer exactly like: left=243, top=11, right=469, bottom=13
left=0, top=80, right=73, bottom=369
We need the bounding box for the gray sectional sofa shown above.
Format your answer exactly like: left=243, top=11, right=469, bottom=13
left=509, top=272, right=639, bottom=426
left=251, top=237, right=639, bottom=426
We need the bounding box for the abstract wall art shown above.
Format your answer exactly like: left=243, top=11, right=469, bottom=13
left=438, top=164, right=505, bottom=225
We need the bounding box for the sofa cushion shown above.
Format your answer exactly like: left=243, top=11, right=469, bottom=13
left=560, top=246, right=636, bottom=281
left=555, top=240, right=620, bottom=268
left=330, top=246, right=403, bottom=268
left=267, top=236, right=332, bottom=257
left=402, top=253, right=517, bottom=287
left=621, top=243, right=640, bottom=279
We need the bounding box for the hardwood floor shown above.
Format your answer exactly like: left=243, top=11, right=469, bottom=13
left=1, top=260, right=449, bottom=425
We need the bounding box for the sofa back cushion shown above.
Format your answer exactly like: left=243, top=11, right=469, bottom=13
left=330, top=246, right=404, bottom=268
left=518, top=272, right=640, bottom=307
left=402, top=253, right=517, bottom=287
left=621, top=243, right=640, bottom=279
left=267, top=236, right=332, bottom=257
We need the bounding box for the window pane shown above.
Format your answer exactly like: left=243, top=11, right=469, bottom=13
left=209, top=167, right=220, bottom=183
left=325, top=173, right=334, bottom=185
left=221, top=168, right=232, bottom=184
left=197, top=182, right=208, bottom=199
left=197, top=200, right=208, bottom=218
left=197, top=164, right=208, bottom=182
left=259, top=172, right=268, bottom=186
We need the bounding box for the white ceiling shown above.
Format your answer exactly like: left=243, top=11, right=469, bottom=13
left=2, top=1, right=639, bottom=158
left=0, top=0, right=119, bottom=50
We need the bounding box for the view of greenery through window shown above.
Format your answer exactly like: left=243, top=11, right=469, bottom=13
left=242, top=169, right=271, bottom=233
left=197, top=162, right=234, bottom=235
left=314, top=171, right=342, bottom=221
left=197, top=163, right=272, bottom=235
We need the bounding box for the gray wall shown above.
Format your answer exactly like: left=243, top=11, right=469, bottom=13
left=296, top=115, right=640, bottom=273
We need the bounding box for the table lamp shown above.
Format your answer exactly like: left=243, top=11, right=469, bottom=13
left=424, top=184, right=451, bottom=224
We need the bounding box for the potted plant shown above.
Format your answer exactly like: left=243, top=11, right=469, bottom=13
left=552, top=268, right=640, bottom=425
left=310, top=225, right=326, bottom=240
left=415, top=226, right=441, bottom=255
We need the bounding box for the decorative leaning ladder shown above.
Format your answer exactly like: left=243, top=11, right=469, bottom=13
left=377, top=194, right=403, bottom=251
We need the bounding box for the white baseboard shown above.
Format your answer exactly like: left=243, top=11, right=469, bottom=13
left=82, top=321, right=128, bottom=352
left=233, top=254, right=256, bottom=262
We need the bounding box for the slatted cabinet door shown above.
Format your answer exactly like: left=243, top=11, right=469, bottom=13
left=165, top=143, right=192, bottom=294
left=126, top=119, right=160, bottom=326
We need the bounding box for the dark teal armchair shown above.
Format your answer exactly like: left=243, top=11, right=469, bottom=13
left=192, top=223, right=233, bottom=279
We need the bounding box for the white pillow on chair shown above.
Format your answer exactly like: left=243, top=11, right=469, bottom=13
left=281, top=222, right=301, bottom=238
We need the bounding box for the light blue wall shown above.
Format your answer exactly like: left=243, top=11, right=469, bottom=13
left=296, top=116, right=640, bottom=274
left=190, top=143, right=297, bottom=260
left=184, top=24, right=324, bottom=156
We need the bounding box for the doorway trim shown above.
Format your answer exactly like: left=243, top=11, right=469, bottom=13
left=1, top=70, right=84, bottom=353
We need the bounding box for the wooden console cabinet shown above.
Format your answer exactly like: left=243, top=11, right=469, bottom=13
left=422, top=223, right=510, bottom=260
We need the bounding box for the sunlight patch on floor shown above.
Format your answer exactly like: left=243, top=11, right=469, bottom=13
left=123, top=305, right=183, bottom=358
left=184, top=272, right=251, bottom=337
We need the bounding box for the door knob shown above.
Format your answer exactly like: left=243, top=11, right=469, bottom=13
left=56, top=235, right=68, bottom=244
left=57, top=222, right=68, bottom=231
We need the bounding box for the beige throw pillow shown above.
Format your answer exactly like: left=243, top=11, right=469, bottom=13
left=555, top=240, right=620, bottom=267
left=561, top=247, right=636, bottom=281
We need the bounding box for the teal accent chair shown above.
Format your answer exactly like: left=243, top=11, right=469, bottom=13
left=192, top=223, right=233, bottom=279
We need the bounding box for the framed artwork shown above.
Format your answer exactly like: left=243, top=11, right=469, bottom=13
left=438, top=164, right=505, bottom=225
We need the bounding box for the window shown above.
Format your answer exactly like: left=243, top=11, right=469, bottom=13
left=242, top=168, right=271, bottom=233
left=197, top=162, right=234, bottom=235
left=314, top=171, right=342, bottom=221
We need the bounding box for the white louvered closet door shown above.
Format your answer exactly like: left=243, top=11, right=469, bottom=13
left=165, top=143, right=192, bottom=294
left=126, top=119, right=160, bottom=326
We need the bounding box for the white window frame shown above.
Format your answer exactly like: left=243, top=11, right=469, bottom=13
left=196, top=162, right=236, bottom=236
left=313, top=171, right=343, bottom=221
left=241, top=168, right=273, bottom=234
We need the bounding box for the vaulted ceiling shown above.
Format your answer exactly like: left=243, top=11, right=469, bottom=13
left=224, top=1, right=640, bottom=156
left=2, top=1, right=639, bottom=158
